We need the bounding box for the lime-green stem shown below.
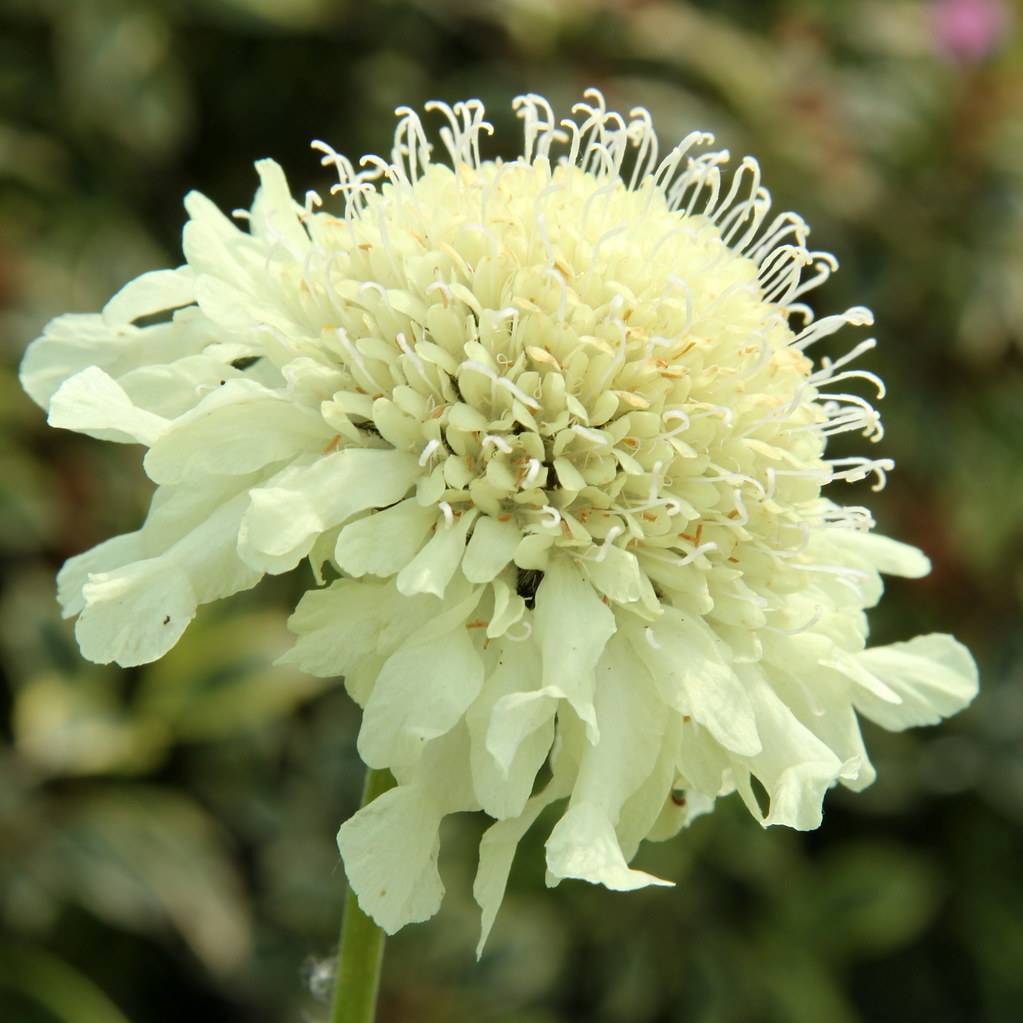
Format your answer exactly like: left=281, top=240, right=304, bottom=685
left=330, top=767, right=395, bottom=1023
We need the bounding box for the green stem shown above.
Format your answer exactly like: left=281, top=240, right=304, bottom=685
left=330, top=767, right=395, bottom=1023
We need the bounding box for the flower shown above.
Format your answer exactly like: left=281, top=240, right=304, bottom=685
left=933, top=0, right=1011, bottom=63
left=22, top=90, right=978, bottom=952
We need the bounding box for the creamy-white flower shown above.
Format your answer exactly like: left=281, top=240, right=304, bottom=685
left=22, top=90, right=978, bottom=953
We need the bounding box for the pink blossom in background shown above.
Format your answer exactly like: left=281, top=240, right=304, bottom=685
left=933, top=0, right=1012, bottom=62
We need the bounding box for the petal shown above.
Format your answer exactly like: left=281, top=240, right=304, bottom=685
left=238, top=449, right=420, bottom=574
left=358, top=607, right=484, bottom=769
left=118, top=355, right=246, bottom=419
left=335, top=499, right=436, bottom=578
left=339, top=728, right=478, bottom=935
left=462, top=516, right=522, bottom=584
left=738, top=666, right=844, bottom=831
left=337, top=784, right=446, bottom=935
left=57, top=531, right=143, bottom=618
left=633, top=608, right=761, bottom=757
left=582, top=545, right=659, bottom=611
left=533, top=556, right=616, bottom=742
left=825, top=529, right=931, bottom=578
left=102, top=267, right=196, bottom=325
left=468, top=640, right=553, bottom=819
left=20, top=311, right=209, bottom=410
left=143, top=379, right=331, bottom=484
left=279, top=578, right=404, bottom=677
left=574, top=632, right=665, bottom=814
left=251, top=159, right=310, bottom=255
left=396, top=509, right=477, bottom=598
left=854, top=634, right=978, bottom=731
left=48, top=366, right=169, bottom=445
left=473, top=774, right=571, bottom=957
left=74, top=487, right=261, bottom=666
left=545, top=801, right=673, bottom=891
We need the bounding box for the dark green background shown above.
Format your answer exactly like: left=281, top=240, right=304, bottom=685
left=1, top=1, right=1021, bottom=1020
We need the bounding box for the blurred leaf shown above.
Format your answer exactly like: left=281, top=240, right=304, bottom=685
left=14, top=671, right=170, bottom=776
left=136, top=609, right=333, bottom=741
left=55, top=0, right=191, bottom=159
left=58, top=788, right=251, bottom=974
left=0, top=944, right=132, bottom=1023
left=810, top=842, right=942, bottom=957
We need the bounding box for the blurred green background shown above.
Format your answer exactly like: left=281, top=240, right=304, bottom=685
left=1, top=0, right=1021, bottom=1020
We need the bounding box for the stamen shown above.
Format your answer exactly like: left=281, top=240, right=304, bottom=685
left=522, top=458, right=543, bottom=488
left=677, top=541, right=718, bottom=566
left=539, top=505, right=561, bottom=528
left=505, top=619, right=533, bottom=642
left=438, top=501, right=455, bottom=527
left=482, top=434, right=513, bottom=454
left=419, top=438, right=441, bottom=466
left=590, top=525, right=624, bottom=562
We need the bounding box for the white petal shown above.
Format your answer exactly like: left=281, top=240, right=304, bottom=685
left=358, top=614, right=484, bottom=769
left=251, top=159, right=309, bottom=255
left=770, top=671, right=876, bottom=792
left=74, top=488, right=260, bottom=666
left=633, top=608, right=761, bottom=757
left=340, top=728, right=478, bottom=935
left=533, top=556, right=616, bottom=742
left=486, top=577, right=526, bottom=638
left=739, top=666, right=844, bottom=831
left=574, top=632, right=664, bottom=814
left=462, top=517, right=522, bottom=584
left=473, top=775, right=571, bottom=957
left=238, top=449, right=420, bottom=574
left=102, top=267, right=196, bottom=325
left=75, top=559, right=196, bottom=667
left=279, top=578, right=403, bottom=677
left=396, top=509, right=477, bottom=598
left=825, top=529, right=931, bottom=578
left=582, top=545, right=658, bottom=611
left=545, top=801, right=673, bottom=891
left=854, top=634, right=978, bottom=731
left=468, top=641, right=553, bottom=819
left=616, top=716, right=684, bottom=859
left=118, top=355, right=245, bottom=419
left=19, top=312, right=205, bottom=410
left=337, top=784, right=446, bottom=935
left=48, top=366, right=169, bottom=445
left=57, top=531, right=143, bottom=618
left=335, top=499, right=436, bottom=578
left=143, top=379, right=330, bottom=484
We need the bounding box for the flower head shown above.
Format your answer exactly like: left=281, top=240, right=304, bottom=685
left=22, top=90, right=977, bottom=951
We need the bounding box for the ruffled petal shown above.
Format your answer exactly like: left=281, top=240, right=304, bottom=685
left=473, top=772, right=571, bottom=957
left=48, top=366, right=169, bottom=446
left=396, top=508, right=477, bottom=598
left=461, top=516, right=522, bottom=584
left=339, top=728, right=478, bottom=934
left=237, top=449, right=420, bottom=573
left=632, top=608, right=762, bottom=757
left=143, top=379, right=331, bottom=484
left=546, top=801, right=673, bottom=891
left=358, top=588, right=484, bottom=768
left=335, top=498, right=436, bottom=577
left=102, top=267, right=196, bottom=325
left=854, top=634, right=978, bottom=731
left=736, top=666, right=844, bottom=831
left=533, top=556, right=616, bottom=741
left=467, top=640, right=553, bottom=819
left=73, top=486, right=261, bottom=666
